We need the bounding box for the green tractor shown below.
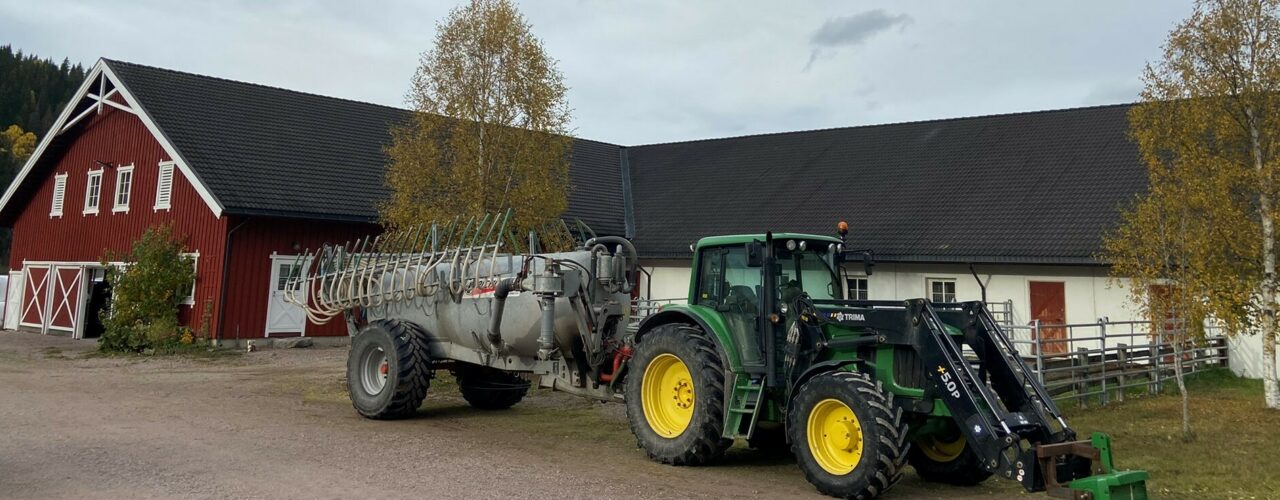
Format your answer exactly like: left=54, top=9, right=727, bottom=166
left=626, top=230, right=1148, bottom=499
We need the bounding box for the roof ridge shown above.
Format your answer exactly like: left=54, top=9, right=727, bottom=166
left=102, top=58, right=408, bottom=114
left=631, top=101, right=1137, bottom=148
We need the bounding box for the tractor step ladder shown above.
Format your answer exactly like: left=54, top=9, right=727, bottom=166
left=724, top=374, right=765, bottom=439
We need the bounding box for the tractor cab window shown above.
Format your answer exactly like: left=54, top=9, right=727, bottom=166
left=695, top=246, right=761, bottom=312
left=695, top=246, right=763, bottom=365
left=777, top=246, right=839, bottom=303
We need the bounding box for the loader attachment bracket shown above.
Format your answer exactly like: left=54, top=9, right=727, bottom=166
left=1037, top=432, right=1148, bottom=500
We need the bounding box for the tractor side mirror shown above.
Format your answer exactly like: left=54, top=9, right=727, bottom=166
left=746, top=242, right=764, bottom=267
left=862, top=251, right=875, bottom=276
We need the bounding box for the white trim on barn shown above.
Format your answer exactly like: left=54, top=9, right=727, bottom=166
left=0, top=59, right=225, bottom=221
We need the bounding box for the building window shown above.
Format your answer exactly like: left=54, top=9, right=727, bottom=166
left=83, top=169, right=103, bottom=215
left=846, top=277, right=868, bottom=300
left=181, top=252, right=199, bottom=305
left=113, top=164, right=134, bottom=212
left=928, top=278, right=956, bottom=303
left=50, top=173, right=67, bottom=217
left=154, top=161, right=174, bottom=210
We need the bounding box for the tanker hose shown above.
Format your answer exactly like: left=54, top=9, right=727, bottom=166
left=584, top=236, right=639, bottom=293
left=488, top=277, right=520, bottom=347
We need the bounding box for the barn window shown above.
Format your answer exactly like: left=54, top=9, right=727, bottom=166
left=50, top=174, right=67, bottom=217
left=113, top=164, right=134, bottom=213
left=927, top=278, right=956, bottom=303
left=83, top=169, right=103, bottom=215
left=154, top=161, right=174, bottom=210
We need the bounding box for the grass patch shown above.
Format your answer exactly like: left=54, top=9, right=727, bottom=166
left=1064, top=369, right=1280, bottom=499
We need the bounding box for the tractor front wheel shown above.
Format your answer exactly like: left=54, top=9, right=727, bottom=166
left=789, top=371, right=907, bottom=499
left=625, top=324, right=732, bottom=465
left=347, top=319, right=432, bottom=419
left=908, top=434, right=993, bottom=486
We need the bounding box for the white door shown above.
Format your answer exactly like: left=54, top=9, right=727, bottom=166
left=1, top=273, right=15, bottom=330
left=265, top=256, right=308, bottom=336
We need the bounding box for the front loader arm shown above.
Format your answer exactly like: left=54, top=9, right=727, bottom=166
left=909, top=300, right=1148, bottom=498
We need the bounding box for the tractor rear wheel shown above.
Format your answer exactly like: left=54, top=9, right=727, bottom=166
left=346, top=319, right=431, bottom=419
left=625, top=323, right=732, bottom=465
left=454, top=365, right=530, bottom=410
left=908, top=434, right=993, bottom=486
left=788, top=371, right=907, bottom=499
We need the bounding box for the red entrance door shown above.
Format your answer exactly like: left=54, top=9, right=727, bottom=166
left=1029, top=281, right=1067, bottom=355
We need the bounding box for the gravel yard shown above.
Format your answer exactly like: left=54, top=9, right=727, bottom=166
left=0, top=331, right=1017, bottom=499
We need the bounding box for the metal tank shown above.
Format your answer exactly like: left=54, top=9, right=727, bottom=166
left=285, top=212, right=637, bottom=400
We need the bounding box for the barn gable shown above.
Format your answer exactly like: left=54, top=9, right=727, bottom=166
left=0, top=60, right=223, bottom=223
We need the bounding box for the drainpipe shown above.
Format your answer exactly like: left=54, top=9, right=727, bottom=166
left=216, top=217, right=252, bottom=346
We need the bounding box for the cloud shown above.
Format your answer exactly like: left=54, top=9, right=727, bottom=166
left=805, top=9, right=912, bottom=71
left=1082, top=80, right=1142, bottom=105
left=811, top=10, right=913, bottom=47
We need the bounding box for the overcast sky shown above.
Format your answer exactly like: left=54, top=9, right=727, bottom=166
left=0, top=1, right=1193, bottom=145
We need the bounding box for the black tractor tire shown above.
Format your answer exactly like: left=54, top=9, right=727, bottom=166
left=908, top=435, right=993, bottom=486
left=625, top=323, right=733, bottom=466
left=454, top=364, right=531, bottom=410
left=346, top=319, right=431, bottom=419
left=748, top=423, right=790, bottom=454
left=788, top=371, right=908, bottom=499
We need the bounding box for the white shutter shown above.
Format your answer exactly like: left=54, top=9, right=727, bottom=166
left=50, top=174, right=66, bottom=217
left=154, top=162, right=174, bottom=210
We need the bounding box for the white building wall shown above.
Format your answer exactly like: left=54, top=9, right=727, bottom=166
left=639, top=259, right=1141, bottom=325
left=1228, top=332, right=1279, bottom=378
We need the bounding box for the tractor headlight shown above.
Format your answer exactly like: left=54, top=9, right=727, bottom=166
left=799, top=240, right=807, bottom=251
left=780, top=303, right=788, bottom=314
left=786, top=240, right=797, bottom=251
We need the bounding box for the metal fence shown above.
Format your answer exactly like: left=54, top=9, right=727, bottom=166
left=1006, top=320, right=1228, bottom=407
left=628, top=299, right=1227, bottom=408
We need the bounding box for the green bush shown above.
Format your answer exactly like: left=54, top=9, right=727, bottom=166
left=99, top=224, right=195, bottom=353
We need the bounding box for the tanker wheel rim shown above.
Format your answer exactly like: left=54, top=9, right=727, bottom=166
left=360, top=345, right=390, bottom=396
left=640, top=353, right=695, bottom=438
left=806, top=398, right=864, bottom=475
left=919, top=434, right=967, bottom=463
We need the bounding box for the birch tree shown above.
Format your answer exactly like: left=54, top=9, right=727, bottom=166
left=1111, top=0, right=1280, bottom=409
left=382, top=0, right=573, bottom=243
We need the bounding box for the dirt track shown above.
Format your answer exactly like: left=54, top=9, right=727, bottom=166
left=0, top=331, right=1020, bottom=499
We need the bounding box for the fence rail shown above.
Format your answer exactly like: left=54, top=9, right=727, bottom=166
left=1008, top=320, right=1226, bottom=407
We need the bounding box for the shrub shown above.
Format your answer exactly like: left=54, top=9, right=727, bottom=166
left=99, top=224, right=195, bottom=353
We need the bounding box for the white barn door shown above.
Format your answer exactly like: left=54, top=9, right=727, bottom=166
left=265, top=255, right=308, bottom=336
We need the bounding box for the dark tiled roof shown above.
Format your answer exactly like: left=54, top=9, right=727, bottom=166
left=626, top=104, right=1146, bottom=264
left=104, top=60, right=625, bottom=234
left=103, top=59, right=1146, bottom=265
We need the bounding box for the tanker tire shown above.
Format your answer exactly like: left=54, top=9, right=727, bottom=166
left=455, top=365, right=531, bottom=410
left=907, top=438, right=993, bottom=486
left=347, top=319, right=431, bottom=420
left=788, top=371, right=908, bottom=499
left=626, top=323, right=732, bottom=466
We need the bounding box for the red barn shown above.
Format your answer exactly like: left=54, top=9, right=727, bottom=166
left=0, top=59, right=626, bottom=343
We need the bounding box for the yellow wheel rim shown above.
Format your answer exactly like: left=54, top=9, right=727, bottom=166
left=640, top=353, right=695, bottom=438
left=918, top=435, right=967, bottom=463
left=806, top=398, right=864, bottom=475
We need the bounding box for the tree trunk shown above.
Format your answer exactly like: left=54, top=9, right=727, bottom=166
left=1248, top=112, right=1280, bottom=409
left=1171, top=333, right=1193, bottom=441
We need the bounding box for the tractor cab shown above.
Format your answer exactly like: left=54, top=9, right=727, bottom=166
left=687, top=233, right=843, bottom=374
